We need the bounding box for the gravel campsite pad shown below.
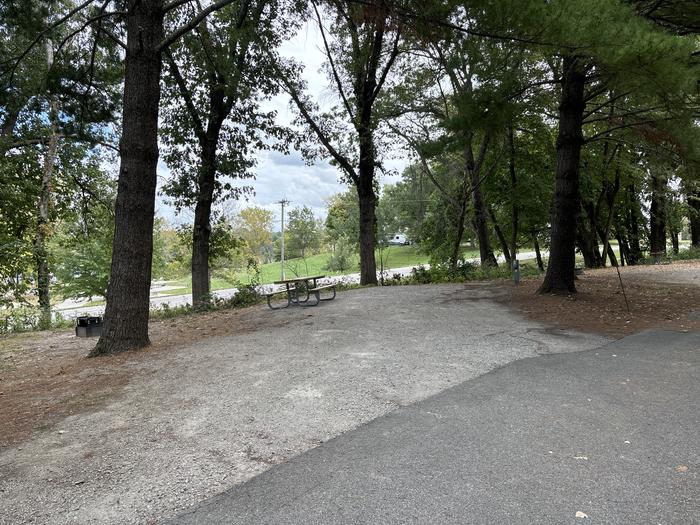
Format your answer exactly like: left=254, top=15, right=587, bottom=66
left=1, top=262, right=699, bottom=524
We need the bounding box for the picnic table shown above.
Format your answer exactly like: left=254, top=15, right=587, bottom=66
left=265, top=275, right=336, bottom=310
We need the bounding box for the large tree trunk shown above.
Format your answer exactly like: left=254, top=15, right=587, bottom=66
left=191, top=144, right=216, bottom=306
left=92, top=1, right=164, bottom=356
left=357, top=132, right=377, bottom=285
left=356, top=176, right=377, bottom=285
left=466, top=145, right=497, bottom=267
left=34, top=96, right=59, bottom=329
left=649, top=172, right=667, bottom=254
left=539, top=55, right=586, bottom=294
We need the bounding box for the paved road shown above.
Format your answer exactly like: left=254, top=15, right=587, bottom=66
left=171, top=329, right=699, bottom=525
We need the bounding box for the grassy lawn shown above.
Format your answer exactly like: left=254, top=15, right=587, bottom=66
left=169, top=244, right=501, bottom=291
left=235, top=244, right=435, bottom=285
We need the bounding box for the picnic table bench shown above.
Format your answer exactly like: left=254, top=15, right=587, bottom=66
left=265, top=275, right=336, bottom=310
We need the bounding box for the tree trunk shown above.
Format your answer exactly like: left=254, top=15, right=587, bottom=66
left=597, top=229, right=618, bottom=267
left=34, top=96, right=59, bottom=329
left=357, top=131, right=377, bottom=285
left=487, top=205, right=511, bottom=265
left=191, top=144, right=216, bottom=306
left=576, top=217, right=597, bottom=269
left=670, top=229, right=679, bottom=254
left=532, top=233, right=544, bottom=271
left=626, top=182, right=642, bottom=264
left=508, top=124, right=518, bottom=260
left=539, top=55, right=586, bottom=294
left=466, top=146, right=497, bottom=267
left=649, top=172, right=667, bottom=254
left=600, top=163, right=621, bottom=267
left=616, top=233, right=627, bottom=266
left=92, top=1, right=164, bottom=356
left=449, top=203, right=468, bottom=270
left=357, top=177, right=377, bottom=285
left=688, top=190, right=700, bottom=246
left=582, top=203, right=603, bottom=267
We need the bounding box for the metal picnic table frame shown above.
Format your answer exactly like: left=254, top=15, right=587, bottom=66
left=266, top=275, right=336, bottom=310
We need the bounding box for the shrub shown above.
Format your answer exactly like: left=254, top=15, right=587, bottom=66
left=0, top=307, right=74, bottom=334
left=403, top=261, right=538, bottom=284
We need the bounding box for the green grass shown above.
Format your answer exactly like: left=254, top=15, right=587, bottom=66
left=168, top=245, right=494, bottom=291
left=233, top=245, right=436, bottom=285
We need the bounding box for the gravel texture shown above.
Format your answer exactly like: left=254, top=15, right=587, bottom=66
left=0, top=284, right=609, bottom=524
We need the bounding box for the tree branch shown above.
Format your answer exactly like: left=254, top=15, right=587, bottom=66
left=312, top=1, right=355, bottom=124
left=163, top=49, right=207, bottom=143
left=159, top=0, right=239, bottom=52
left=273, top=61, right=358, bottom=183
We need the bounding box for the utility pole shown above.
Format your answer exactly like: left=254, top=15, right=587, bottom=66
left=278, top=199, right=289, bottom=280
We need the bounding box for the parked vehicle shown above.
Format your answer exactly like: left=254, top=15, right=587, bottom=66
left=388, top=233, right=409, bottom=246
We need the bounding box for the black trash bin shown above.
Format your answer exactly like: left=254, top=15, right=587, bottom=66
left=76, top=316, right=103, bottom=338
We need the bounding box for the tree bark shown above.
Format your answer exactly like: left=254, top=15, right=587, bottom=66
left=466, top=144, right=497, bottom=267
left=488, top=205, right=511, bottom=265
left=539, top=55, right=586, bottom=294
left=626, top=182, right=642, bottom=264
left=92, top=1, right=164, bottom=356
left=670, top=229, right=679, bottom=254
left=576, top=216, right=597, bottom=269
left=649, top=172, right=667, bottom=254
left=532, top=232, right=544, bottom=271
left=581, top=203, right=603, bottom=268
left=34, top=96, right=59, bottom=329
left=356, top=158, right=377, bottom=285
left=688, top=190, right=700, bottom=246
left=616, top=233, right=626, bottom=266
left=508, top=124, right=518, bottom=260
left=449, top=203, right=468, bottom=270
left=600, top=162, right=621, bottom=267
left=191, top=143, right=216, bottom=306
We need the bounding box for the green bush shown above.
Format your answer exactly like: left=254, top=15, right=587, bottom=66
left=0, top=307, right=73, bottom=334
left=403, top=261, right=538, bottom=284
left=671, top=246, right=700, bottom=261
left=325, top=238, right=355, bottom=273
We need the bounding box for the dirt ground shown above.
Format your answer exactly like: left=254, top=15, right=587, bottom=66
left=0, top=262, right=697, bottom=524
left=1, top=261, right=698, bottom=450
left=509, top=261, right=700, bottom=337
left=0, top=308, right=294, bottom=448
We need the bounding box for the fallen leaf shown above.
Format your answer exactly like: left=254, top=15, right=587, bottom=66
left=675, top=465, right=688, bottom=473
left=575, top=511, right=588, bottom=519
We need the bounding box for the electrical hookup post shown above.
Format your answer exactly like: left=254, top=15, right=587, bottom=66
left=512, top=259, right=520, bottom=286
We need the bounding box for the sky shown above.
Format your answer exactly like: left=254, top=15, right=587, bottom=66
left=155, top=22, right=408, bottom=231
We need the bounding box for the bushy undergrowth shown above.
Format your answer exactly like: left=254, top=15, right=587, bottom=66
left=1, top=280, right=264, bottom=334
left=0, top=307, right=73, bottom=334
left=671, top=246, right=700, bottom=261
left=151, top=280, right=263, bottom=320
left=384, top=260, right=541, bottom=285
left=638, top=246, right=700, bottom=265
